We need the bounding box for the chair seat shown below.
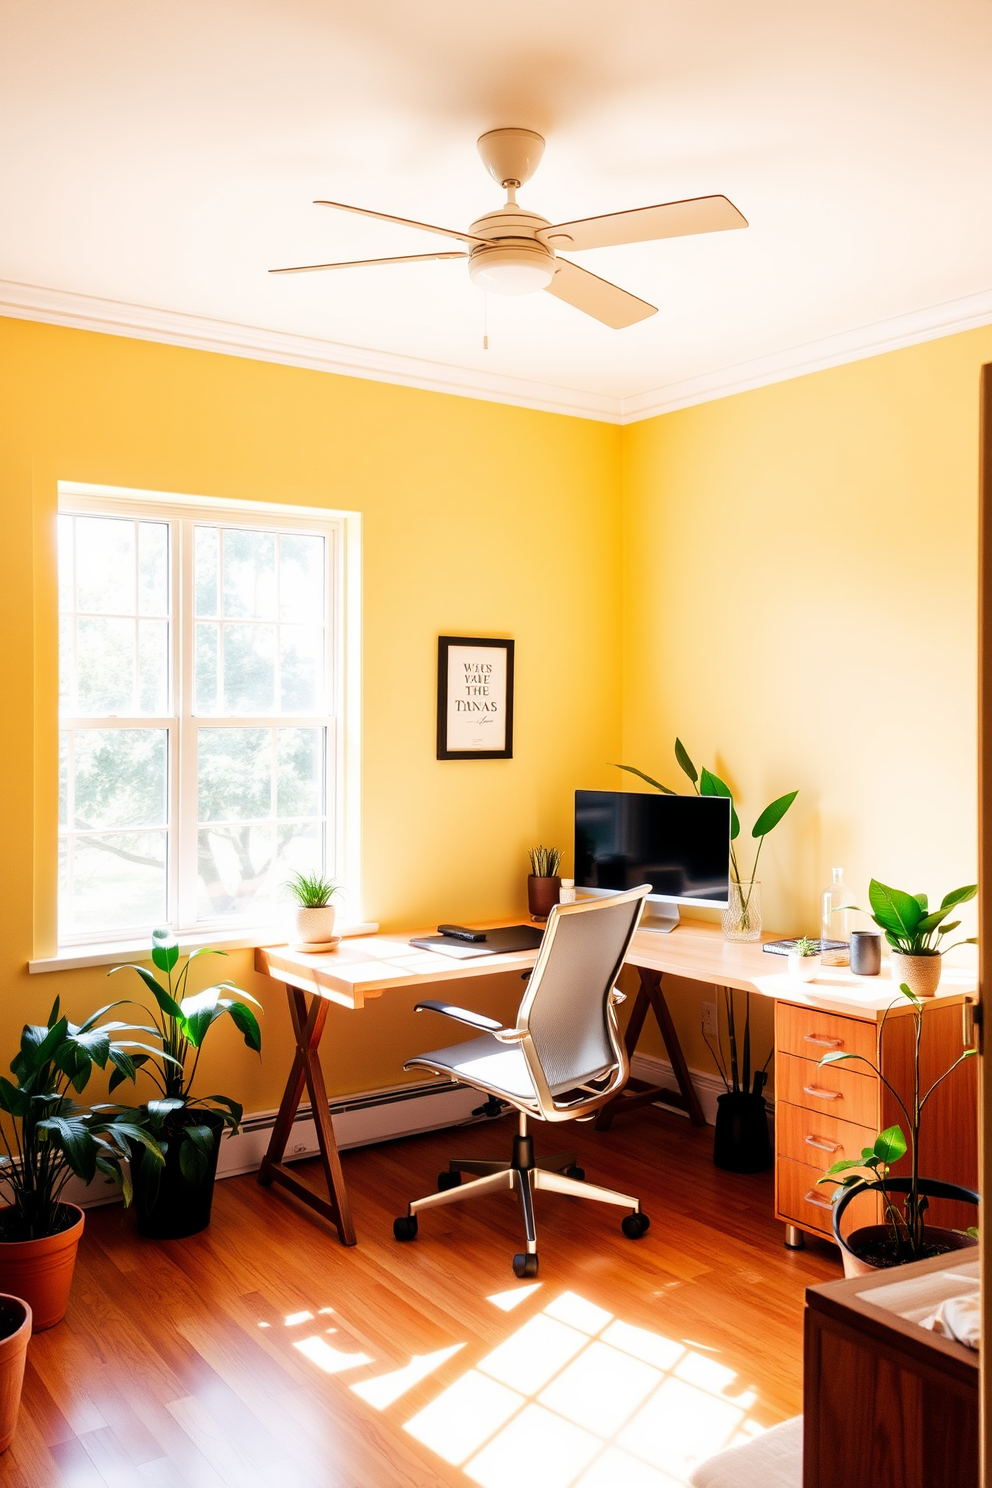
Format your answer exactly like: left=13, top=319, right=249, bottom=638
left=405, top=1033, right=610, bottom=1102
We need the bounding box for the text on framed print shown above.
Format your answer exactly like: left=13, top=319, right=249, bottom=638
left=436, top=636, right=514, bottom=760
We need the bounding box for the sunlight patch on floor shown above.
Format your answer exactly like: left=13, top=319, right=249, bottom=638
left=293, top=1335, right=374, bottom=1374
left=488, top=1283, right=542, bottom=1312
left=404, top=1289, right=767, bottom=1485
left=284, top=1284, right=771, bottom=1486
left=351, top=1344, right=466, bottom=1409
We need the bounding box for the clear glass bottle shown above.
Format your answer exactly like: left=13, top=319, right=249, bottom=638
left=821, top=867, right=853, bottom=965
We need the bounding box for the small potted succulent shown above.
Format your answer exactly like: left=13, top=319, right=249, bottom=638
left=527, top=846, right=562, bottom=920
left=286, top=871, right=341, bottom=948
left=818, top=982, right=978, bottom=1275
left=787, top=935, right=821, bottom=982
left=850, top=878, right=977, bottom=998
left=0, top=998, right=163, bottom=1328
left=110, top=931, right=261, bottom=1239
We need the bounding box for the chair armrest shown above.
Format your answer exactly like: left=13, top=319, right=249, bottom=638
left=413, top=1000, right=504, bottom=1033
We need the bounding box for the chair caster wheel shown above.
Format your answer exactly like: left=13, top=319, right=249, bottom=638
left=437, top=1170, right=461, bottom=1191
left=622, top=1212, right=650, bottom=1240
left=393, top=1215, right=418, bottom=1241
left=563, top=1165, right=585, bottom=1181
left=513, top=1253, right=539, bottom=1278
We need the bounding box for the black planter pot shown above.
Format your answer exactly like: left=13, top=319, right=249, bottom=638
left=713, top=1091, right=773, bottom=1173
left=131, top=1110, right=224, bottom=1240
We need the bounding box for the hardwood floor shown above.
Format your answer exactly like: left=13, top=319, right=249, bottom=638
left=1, top=1108, right=841, bottom=1487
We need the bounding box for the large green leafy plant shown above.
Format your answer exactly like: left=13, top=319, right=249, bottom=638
left=818, top=983, right=977, bottom=1261
left=615, top=737, right=798, bottom=934
left=110, top=930, right=262, bottom=1184
left=852, top=878, right=977, bottom=957
left=0, top=999, right=164, bottom=1241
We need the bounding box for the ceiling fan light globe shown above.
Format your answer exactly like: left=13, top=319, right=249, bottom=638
left=468, top=244, right=555, bottom=295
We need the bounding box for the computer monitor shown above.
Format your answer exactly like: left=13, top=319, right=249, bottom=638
left=574, top=789, right=731, bottom=933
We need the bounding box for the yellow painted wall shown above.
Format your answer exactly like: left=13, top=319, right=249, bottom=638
left=621, top=327, right=992, bottom=1080
left=0, top=316, right=622, bottom=1109
left=1, top=314, right=989, bottom=1121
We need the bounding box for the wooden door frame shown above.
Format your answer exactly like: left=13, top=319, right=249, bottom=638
left=978, top=361, right=991, bottom=1482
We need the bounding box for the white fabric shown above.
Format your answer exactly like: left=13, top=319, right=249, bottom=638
left=688, top=1416, right=803, bottom=1488
left=920, top=1292, right=981, bottom=1350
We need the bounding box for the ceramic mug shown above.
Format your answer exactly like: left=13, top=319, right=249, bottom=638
left=850, top=930, right=882, bottom=976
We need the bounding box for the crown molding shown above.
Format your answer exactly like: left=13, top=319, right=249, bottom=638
left=2, top=278, right=990, bottom=427
left=0, top=279, right=620, bottom=423
left=620, top=288, right=992, bottom=422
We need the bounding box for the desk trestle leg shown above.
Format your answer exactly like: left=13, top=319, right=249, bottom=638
left=257, top=983, right=357, bottom=1246
left=595, top=966, right=706, bottom=1130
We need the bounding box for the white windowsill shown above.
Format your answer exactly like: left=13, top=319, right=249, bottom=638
left=29, top=922, right=380, bottom=974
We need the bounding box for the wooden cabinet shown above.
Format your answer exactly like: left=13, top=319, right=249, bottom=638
left=774, top=996, right=977, bottom=1245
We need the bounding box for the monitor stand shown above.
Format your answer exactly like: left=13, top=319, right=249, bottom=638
left=640, top=903, right=680, bottom=934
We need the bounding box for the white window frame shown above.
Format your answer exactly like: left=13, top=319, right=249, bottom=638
left=56, top=482, right=362, bottom=949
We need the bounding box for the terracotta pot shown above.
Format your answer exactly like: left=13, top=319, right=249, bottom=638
left=891, top=951, right=942, bottom=998
left=293, top=904, right=336, bottom=945
left=527, top=875, right=561, bottom=920
left=840, top=1224, right=976, bottom=1279
left=0, top=1204, right=84, bottom=1332
left=0, top=1296, right=31, bottom=1450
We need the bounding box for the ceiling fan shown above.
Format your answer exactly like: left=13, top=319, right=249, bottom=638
left=271, top=128, right=747, bottom=330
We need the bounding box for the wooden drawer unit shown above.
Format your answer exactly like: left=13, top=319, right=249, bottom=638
left=776, top=1052, right=878, bottom=1128
left=776, top=1003, right=876, bottom=1065
left=773, top=996, right=976, bottom=1245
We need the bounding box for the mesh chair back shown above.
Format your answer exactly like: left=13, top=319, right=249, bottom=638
left=521, top=889, right=649, bottom=1096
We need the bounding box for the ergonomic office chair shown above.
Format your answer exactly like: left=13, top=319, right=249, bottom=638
left=392, top=884, right=652, bottom=1276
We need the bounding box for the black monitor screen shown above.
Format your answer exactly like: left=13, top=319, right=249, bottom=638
left=574, top=790, right=731, bottom=907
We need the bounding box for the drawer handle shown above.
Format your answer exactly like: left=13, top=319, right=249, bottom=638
left=805, top=1135, right=841, bottom=1153
left=803, top=1034, right=843, bottom=1048
left=803, top=1191, right=834, bottom=1211
left=804, top=1084, right=842, bottom=1101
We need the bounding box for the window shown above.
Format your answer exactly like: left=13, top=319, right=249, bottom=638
left=57, top=488, right=357, bottom=945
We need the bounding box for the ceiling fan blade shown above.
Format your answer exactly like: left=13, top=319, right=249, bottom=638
left=539, top=194, right=747, bottom=252
left=270, top=252, right=467, bottom=274
left=314, top=199, right=487, bottom=246
left=544, top=257, right=656, bottom=329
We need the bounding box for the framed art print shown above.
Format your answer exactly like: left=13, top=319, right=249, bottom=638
left=437, top=636, right=514, bottom=760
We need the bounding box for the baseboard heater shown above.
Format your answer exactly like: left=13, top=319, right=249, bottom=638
left=65, top=1078, right=484, bottom=1209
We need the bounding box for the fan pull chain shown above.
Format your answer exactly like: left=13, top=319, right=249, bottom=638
left=483, top=292, right=489, bottom=351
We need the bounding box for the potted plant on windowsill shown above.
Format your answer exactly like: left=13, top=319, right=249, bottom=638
left=0, top=999, right=163, bottom=1329
left=527, top=846, right=562, bottom=920
left=614, top=739, right=798, bottom=941
left=844, top=878, right=977, bottom=998
left=287, top=872, right=341, bottom=949
left=818, top=982, right=978, bottom=1276
left=110, top=930, right=262, bottom=1240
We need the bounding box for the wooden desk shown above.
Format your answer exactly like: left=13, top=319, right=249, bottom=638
left=254, top=920, right=977, bottom=1246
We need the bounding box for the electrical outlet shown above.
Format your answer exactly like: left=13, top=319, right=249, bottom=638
left=702, top=1001, right=718, bottom=1037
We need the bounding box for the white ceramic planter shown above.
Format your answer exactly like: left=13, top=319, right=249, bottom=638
left=787, top=951, right=821, bottom=982
left=293, top=904, right=336, bottom=946
left=891, top=950, right=942, bottom=998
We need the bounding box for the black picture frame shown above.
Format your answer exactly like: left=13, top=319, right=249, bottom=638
left=436, top=636, right=515, bottom=760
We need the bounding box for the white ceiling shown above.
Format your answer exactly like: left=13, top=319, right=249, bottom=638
left=2, top=0, right=991, bottom=419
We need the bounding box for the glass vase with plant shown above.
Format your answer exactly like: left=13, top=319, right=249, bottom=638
left=287, top=871, right=341, bottom=948
left=840, top=878, right=977, bottom=998
left=817, top=982, right=978, bottom=1272
left=527, top=846, right=562, bottom=920
left=110, top=929, right=261, bottom=1237
left=614, top=737, right=798, bottom=941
